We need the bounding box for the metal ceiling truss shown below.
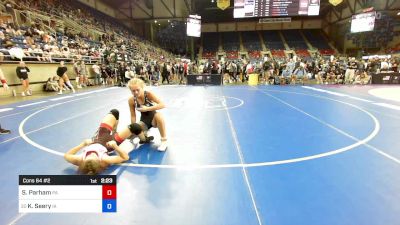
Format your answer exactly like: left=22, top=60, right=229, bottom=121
left=121, top=16, right=187, bottom=21
left=345, top=0, right=354, bottom=14
left=133, top=0, right=153, bottom=18
left=159, top=0, right=175, bottom=17
left=326, top=0, right=399, bottom=27
left=183, top=0, right=191, bottom=14
left=115, top=0, right=189, bottom=22
left=386, top=0, right=397, bottom=9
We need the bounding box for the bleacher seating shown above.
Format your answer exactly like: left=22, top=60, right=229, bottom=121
left=319, top=49, right=335, bottom=55
left=303, top=29, right=331, bottom=50
left=202, top=32, right=219, bottom=53
left=221, top=32, right=239, bottom=51
left=295, top=49, right=310, bottom=58
left=281, top=30, right=308, bottom=50
left=262, top=31, right=285, bottom=50
left=242, top=31, right=262, bottom=51
left=387, top=44, right=400, bottom=54
left=248, top=50, right=261, bottom=59
left=226, top=51, right=238, bottom=59
left=202, top=51, right=216, bottom=59
left=0, top=0, right=175, bottom=65
left=271, top=50, right=285, bottom=58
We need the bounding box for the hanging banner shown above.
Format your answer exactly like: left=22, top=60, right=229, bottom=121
left=329, top=0, right=343, bottom=6
left=217, top=0, right=230, bottom=10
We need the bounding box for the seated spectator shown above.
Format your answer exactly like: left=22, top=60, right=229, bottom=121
left=42, top=32, right=52, bottom=43
left=49, top=46, right=62, bottom=60
left=353, top=71, right=371, bottom=85
left=61, top=37, right=69, bottom=47
left=3, top=34, right=14, bottom=48
left=380, top=59, right=390, bottom=72
left=42, top=50, right=52, bottom=62
left=61, top=46, right=70, bottom=58
left=9, top=46, right=24, bottom=60
left=24, top=35, right=35, bottom=46
left=31, top=44, right=44, bottom=61
left=34, top=28, right=44, bottom=36
left=45, top=76, right=61, bottom=92
left=280, top=63, right=291, bottom=85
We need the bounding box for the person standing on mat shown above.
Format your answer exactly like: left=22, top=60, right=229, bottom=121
left=127, top=78, right=168, bottom=151
left=56, top=61, right=75, bottom=95
left=64, top=109, right=144, bottom=174
left=16, top=61, right=31, bottom=96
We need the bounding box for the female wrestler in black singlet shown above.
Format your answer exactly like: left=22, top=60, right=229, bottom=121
left=134, top=91, right=156, bottom=129
left=128, top=78, right=168, bottom=151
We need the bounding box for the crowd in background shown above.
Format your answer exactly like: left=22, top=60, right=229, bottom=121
left=197, top=55, right=399, bottom=85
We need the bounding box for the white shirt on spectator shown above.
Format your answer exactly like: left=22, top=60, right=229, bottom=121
left=125, top=70, right=135, bottom=79
left=92, top=64, right=100, bottom=74
left=381, top=61, right=389, bottom=70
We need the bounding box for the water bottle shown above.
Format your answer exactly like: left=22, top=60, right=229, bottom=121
left=12, top=89, right=16, bottom=97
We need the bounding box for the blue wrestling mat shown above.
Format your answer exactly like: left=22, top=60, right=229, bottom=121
left=1, top=85, right=400, bottom=225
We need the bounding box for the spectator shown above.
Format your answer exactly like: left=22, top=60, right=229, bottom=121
left=124, top=66, right=135, bottom=84
left=56, top=61, right=75, bottom=94
left=161, top=63, right=169, bottom=84
left=92, top=62, right=101, bottom=85
left=45, top=76, right=60, bottom=92
left=16, top=61, right=31, bottom=96
left=79, top=60, right=88, bottom=87
left=353, top=71, right=371, bottom=85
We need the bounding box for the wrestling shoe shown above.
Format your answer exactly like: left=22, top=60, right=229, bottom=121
left=157, top=141, right=168, bottom=152
left=139, top=136, right=154, bottom=144
left=0, top=128, right=11, bottom=134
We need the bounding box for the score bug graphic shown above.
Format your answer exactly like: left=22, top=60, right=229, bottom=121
left=19, top=175, right=117, bottom=213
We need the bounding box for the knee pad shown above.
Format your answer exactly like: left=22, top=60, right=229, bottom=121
left=128, top=123, right=142, bottom=135
left=109, top=109, right=119, bottom=120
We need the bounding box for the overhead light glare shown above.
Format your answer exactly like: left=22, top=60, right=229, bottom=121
left=329, top=0, right=343, bottom=6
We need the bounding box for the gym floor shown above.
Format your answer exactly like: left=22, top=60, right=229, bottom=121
left=1, top=84, right=399, bottom=225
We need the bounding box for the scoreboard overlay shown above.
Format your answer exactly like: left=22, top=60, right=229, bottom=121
left=19, top=175, right=117, bottom=213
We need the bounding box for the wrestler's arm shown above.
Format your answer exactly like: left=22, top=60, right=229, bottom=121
left=128, top=97, right=137, bottom=123
left=143, top=91, right=165, bottom=111
left=102, top=141, right=129, bottom=164
left=64, top=139, right=92, bottom=166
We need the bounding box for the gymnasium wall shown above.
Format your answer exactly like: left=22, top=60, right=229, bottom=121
left=202, top=19, right=323, bottom=32
left=0, top=63, right=95, bottom=97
